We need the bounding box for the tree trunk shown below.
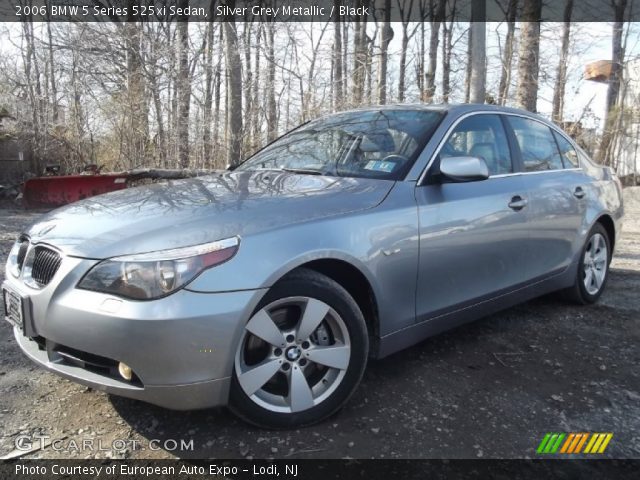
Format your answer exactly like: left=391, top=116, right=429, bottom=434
left=366, top=28, right=375, bottom=104
left=177, top=4, right=191, bottom=168
left=243, top=21, right=253, bottom=152
left=266, top=22, right=277, bottom=142
left=203, top=21, right=215, bottom=168
left=441, top=5, right=454, bottom=103
left=424, top=0, right=445, bottom=102
left=377, top=0, right=392, bottom=104
left=417, top=1, right=427, bottom=95
left=397, top=0, right=414, bottom=103
left=45, top=4, right=58, bottom=122
left=332, top=0, right=343, bottom=109
left=497, top=0, right=517, bottom=105
left=464, top=24, right=472, bottom=103
left=469, top=0, right=486, bottom=104
left=597, top=0, right=628, bottom=164
left=398, top=23, right=409, bottom=102
left=552, top=0, right=574, bottom=123
left=125, top=20, right=148, bottom=168
left=22, top=16, right=43, bottom=173
left=343, top=20, right=349, bottom=96
left=515, top=0, right=543, bottom=112
left=352, top=1, right=369, bottom=105
left=251, top=25, right=261, bottom=152
left=224, top=18, right=244, bottom=167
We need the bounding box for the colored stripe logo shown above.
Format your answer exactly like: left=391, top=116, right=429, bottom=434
left=537, top=433, right=613, bottom=454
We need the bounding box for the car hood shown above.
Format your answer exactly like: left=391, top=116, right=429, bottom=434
left=25, top=170, right=394, bottom=258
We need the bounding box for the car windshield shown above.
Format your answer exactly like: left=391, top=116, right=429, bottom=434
left=236, top=109, right=444, bottom=180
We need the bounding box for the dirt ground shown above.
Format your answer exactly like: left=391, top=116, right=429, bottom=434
left=0, top=189, right=639, bottom=460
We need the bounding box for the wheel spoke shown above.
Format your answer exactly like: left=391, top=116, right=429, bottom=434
left=586, top=238, right=594, bottom=255
left=237, top=359, right=281, bottom=396
left=593, top=248, right=607, bottom=264
left=306, top=344, right=350, bottom=370
left=593, top=268, right=605, bottom=289
left=246, top=309, right=286, bottom=348
left=297, top=298, right=330, bottom=341
left=584, top=269, right=593, bottom=289
left=288, top=366, right=314, bottom=412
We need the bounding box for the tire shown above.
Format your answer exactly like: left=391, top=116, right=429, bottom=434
left=229, top=268, right=369, bottom=429
left=563, top=223, right=611, bottom=304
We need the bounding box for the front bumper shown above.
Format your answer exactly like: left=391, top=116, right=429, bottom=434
left=4, top=268, right=267, bottom=410
left=15, top=328, right=231, bottom=410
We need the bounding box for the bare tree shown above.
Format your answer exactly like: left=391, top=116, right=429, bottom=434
left=265, top=21, right=277, bottom=141
left=251, top=25, right=261, bottom=152
left=202, top=20, right=216, bottom=167
left=45, top=2, right=58, bottom=122
left=497, top=0, right=518, bottom=105
left=516, top=0, right=542, bottom=112
left=332, top=0, right=344, bottom=109
left=551, top=0, right=574, bottom=123
left=424, top=0, right=446, bottom=102
left=353, top=0, right=371, bottom=105
left=396, top=0, right=415, bottom=102
left=377, top=0, right=393, bottom=104
left=124, top=19, right=149, bottom=168
left=177, top=3, right=191, bottom=168
left=224, top=14, right=244, bottom=167
left=469, top=0, right=486, bottom=104
left=440, top=0, right=456, bottom=103
left=597, top=0, right=629, bottom=164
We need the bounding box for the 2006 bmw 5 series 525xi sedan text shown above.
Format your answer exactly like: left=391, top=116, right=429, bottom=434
left=3, top=104, right=623, bottom=428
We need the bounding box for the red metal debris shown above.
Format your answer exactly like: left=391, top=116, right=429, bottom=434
left=22, top=174, right=129, bottom=209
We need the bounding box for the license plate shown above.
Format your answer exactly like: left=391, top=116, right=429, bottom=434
left=3, top=287, right=24, bottom=329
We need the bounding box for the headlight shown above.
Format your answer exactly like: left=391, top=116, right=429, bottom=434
left=6, top=237, right=29, bottom=278
left=77, top=237, right=239, bottom=300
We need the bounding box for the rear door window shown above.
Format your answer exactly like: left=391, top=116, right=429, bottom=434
left=506, top=116, right=564, bottom=172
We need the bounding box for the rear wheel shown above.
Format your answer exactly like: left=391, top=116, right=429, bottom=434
left=230, top=268, right=368, bottom=428
left=564, top=223, right=611, bottom=304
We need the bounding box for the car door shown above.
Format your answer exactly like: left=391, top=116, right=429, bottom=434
left=414, top=113, right=530, bottom=323
left=503, top=115, right=585, bottom=281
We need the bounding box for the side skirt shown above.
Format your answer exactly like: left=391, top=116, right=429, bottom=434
left=375, top=266, right=576, bottom=359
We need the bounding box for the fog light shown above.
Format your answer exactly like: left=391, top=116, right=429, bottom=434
left=118, top=362, right=133, bottom=381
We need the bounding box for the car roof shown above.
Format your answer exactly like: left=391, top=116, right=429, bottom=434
left=329, top=103, right=550, bottom=124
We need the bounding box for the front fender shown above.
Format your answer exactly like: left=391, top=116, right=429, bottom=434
left=186, top=183, right=420, bottom=335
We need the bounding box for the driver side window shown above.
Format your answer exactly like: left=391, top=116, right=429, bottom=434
left=441, top=114, right=513, bottom=176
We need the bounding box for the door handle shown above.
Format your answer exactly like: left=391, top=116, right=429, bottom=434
left=508, top=195, right=528, bottom=211
left=574, top=186, right=586, bottom=199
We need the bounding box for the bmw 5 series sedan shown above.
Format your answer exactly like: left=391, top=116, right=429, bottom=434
left=3, top=104, right=623, bottom=428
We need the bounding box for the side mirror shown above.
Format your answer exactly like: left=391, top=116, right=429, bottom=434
left=439, top=156, right=489, bottom=182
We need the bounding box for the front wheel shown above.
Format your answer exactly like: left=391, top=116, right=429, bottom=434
left=564, top=223, right=611, bottom=304
left=229, top=268, right=368, bottom=428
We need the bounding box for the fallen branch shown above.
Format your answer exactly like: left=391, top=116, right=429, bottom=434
left=123, top=168, right=220, bottom=181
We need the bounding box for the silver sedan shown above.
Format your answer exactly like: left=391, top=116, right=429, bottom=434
left=3, top=105, right=624, bottom=428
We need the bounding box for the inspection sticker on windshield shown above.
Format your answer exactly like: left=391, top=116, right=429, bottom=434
left=364, top=160, right=395, bottom=172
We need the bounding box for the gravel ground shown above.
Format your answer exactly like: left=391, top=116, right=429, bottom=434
left=0, top=189, right=639, bottom=460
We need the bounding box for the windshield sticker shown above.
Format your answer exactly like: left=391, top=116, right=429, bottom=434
left=364, top=161, right=395, bottom=173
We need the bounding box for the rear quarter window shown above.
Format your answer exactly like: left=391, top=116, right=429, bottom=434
left=552, top=131, right=579, bottom=168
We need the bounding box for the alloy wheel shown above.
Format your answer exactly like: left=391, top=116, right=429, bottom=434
left=235, top=296, right=351, bottom=414
left=583, top=232, right=608, bottom=295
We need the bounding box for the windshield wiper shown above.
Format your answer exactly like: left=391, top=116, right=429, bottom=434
left=281, top=167, right=324, bottom=176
